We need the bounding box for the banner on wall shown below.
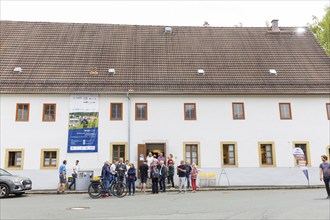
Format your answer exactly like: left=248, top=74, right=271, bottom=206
left=67, top=95, right=99, bottom=153
left=292, top=147, right=309, bottom=183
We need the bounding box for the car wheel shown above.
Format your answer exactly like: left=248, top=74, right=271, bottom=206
left=0, top=183, right=10, bottom=198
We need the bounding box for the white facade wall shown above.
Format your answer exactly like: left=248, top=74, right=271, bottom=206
left=1, top=94, right=329, bottom=189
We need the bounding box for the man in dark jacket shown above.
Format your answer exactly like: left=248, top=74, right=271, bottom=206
left=177, top=160, right=187, bottom=193
left=185, top=162, right=192, bottom=189
left=167, top=161, right=175, bottom=189
left=151, top=165, right=160, bottom=194
left=115, top=158, right=127, bottom=182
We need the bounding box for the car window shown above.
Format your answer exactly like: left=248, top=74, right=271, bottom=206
left=0, top=169, right=12, bottom=176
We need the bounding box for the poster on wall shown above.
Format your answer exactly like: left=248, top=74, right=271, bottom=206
left=67, top=95, right=99, bottom=153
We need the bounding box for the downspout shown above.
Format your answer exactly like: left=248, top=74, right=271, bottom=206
left=126, top=92, right=131, bottom=161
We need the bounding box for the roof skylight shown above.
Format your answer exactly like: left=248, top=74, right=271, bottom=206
left=108, top=68, right=116, bottom=75
left=197, top=69, right=205, bottom=75
left=13, top=67, right=22, bottom=73
left=269, top=69, right=277, bottom=75
left=296, top=27, right=306, bottom=34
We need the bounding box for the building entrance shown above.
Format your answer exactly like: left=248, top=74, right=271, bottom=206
left=137, top=143, right=165, bottom=176
left=146, top=143, right=165, bottom=158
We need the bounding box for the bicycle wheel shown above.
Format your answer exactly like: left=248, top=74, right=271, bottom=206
left=88, top=183, right=102, bottom=199
left=112, top=182, right=128, bottom=198
left=109, top=182, right=116, bottom=196
left=110, top=182, right=118, bottom=197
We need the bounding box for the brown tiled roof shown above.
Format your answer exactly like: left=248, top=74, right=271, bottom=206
left=1, top=20, right=329, bottom=94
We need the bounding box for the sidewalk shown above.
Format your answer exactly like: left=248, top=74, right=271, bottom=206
left=27, top=185, right=323, bottom=194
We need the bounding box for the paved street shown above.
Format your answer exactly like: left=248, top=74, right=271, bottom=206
left=0, top=189, right=329, bottom=220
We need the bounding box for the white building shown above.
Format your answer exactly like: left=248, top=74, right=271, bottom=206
left=1, top=20, right=329, bottom=189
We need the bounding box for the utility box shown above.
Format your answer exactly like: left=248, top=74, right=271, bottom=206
left=75, top=170, right=93, bottom=191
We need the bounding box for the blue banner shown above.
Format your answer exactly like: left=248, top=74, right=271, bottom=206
left=68, top=128, right=98, bottom=152
left=67, top=95, right=99, bottom=153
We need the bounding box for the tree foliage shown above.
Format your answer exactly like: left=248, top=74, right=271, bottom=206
left=308, top=7, right=330, bottom=56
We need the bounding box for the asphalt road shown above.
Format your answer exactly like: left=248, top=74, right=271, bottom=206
left=1, top=189, right=329, bottom=220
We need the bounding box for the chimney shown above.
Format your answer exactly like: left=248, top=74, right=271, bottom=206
left=271, top=19, right=280, bottom=32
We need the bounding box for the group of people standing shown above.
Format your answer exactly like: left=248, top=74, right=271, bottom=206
left=56, top=153, right=199, bottom=197
left=101, top=158, right=137, bottom=198
left=176, top=160, right=198, bottom=193
left=141, top=152, right=198, bottom=194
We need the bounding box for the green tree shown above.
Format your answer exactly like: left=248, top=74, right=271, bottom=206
left=308, top=7, right=330, bottom=56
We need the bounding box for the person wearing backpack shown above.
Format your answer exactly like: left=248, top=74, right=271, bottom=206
left=150, top=165, right=160, bottom=194
left=319, top=155, right=330, bottom=199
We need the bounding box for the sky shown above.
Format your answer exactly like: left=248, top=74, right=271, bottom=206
left=0, top=0, right=329, bottom=27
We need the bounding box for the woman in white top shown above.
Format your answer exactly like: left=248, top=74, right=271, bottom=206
left=68, top=160, right=79, bottom=190
left=146, top=152, right=154, bottom=182
left=147, top=152, right=154, bottom=167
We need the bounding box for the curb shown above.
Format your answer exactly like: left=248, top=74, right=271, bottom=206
left=26, top=185, right=324, bottom=194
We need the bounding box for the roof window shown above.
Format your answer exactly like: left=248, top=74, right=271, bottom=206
left=269, top=69, right=277, bottom=76
left=108, top=68, right=116, bottom=75
left=164, top=27, right=172, bottom=33
left=197, top=69, right=205, bottom=75
left=296, top=27, right=305, bottom=34
left=13, top=67, right=22, bottom=73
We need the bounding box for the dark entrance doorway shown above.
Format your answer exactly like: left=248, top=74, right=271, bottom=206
left=137, top=143, right=165, bottom=177
left=146, top=143, right=165, bottom=158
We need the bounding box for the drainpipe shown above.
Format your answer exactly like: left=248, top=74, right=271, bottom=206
left=126, top=92, right=131, bottom=161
